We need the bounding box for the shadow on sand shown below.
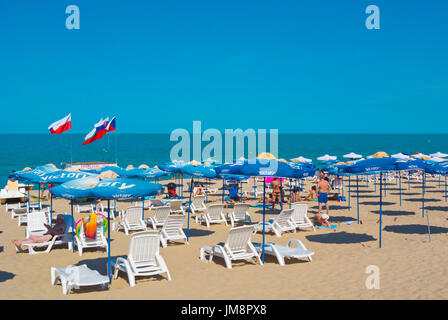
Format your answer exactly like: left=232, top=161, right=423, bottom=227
left=0, top=271, right=15, bottom=283
left=370, top=210, right=415, bottom=216
left=383, top=224, right=448, bottom=235
left=305, top=231, right=376, bottom=244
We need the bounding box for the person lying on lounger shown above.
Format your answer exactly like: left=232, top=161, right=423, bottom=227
left=11, top=215, right=66, bottom=252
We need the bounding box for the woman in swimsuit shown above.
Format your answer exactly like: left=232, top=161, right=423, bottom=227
left=270, top=178, right=282, bottom=209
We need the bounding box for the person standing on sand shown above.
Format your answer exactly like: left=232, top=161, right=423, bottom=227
left=317, top=176, right=331, bottom=219
left=270, top=178, right=281, bottom=210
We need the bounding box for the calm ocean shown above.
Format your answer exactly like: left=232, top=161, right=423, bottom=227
left=1, top=134, right=447, bottom=186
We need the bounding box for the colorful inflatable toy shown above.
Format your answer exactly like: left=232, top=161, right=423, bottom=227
left=75, top=213, right=108, bottom=238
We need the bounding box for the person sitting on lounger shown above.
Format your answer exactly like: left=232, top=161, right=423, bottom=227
left=224, top=182, right=240, bottom=207
left=166, top=182, right=178, bottom=199
left=11, top=214, right=66, bottom=252
left=193, top=184, right=205, bottom=196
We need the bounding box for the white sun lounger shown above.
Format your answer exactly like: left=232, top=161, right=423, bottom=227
left=75, top=220, right=108, bottom=256
left=291, top=203, right=315, bottom=232
left=112, top=231, right=171, bottom=287
left=253, top=239, right=314, bottom=266
left=196, top=204, right=227, bottom=228
left=226, top=203, right=252, bottom=227
left=147, top=206, right=171, bottom=230
left=190, top=195, right=206, bottom=216
left=51, top=264, right=109, bottom=294
left=113, top=206, right=147, bottom=235
left=22, top=214, right=74, bottom=255
left=160, top=214, right=188, bottom=248
left=255, top=208, right=296, bottom=237
left=169, top=199, right=185, bottom=214
left=200, top=225, right=262, bottom=269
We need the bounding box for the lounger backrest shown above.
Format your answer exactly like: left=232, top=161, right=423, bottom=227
left=225, top=225, right=255, bottom=252
left=192, top=195, right=206, bottom=210
left=124, top=207, right=143, bottom=224
left=161, top=215, right=185, bottom=236
left=275, top=209, right=294, bottom=228
left=27, top=211, right=47, bottom=233
left=150, top=199, right=165, bottom=207
left=154, top=206, right=171, bottom=222
left=62, top=214, right=74, bottom=234
left=291, top=203, right=308, bottom=223
left=233, top=203, right=250, bottom=220
left=128, top=231, right=160, bottom=268
left=207, top=204, right=224, bottom=220
left=170, top=200, right=183, bottom=211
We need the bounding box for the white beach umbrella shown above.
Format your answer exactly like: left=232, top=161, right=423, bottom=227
left=317, top=154, right=337, bottom=161
left=429, top=157, right=446, bottom=163
left=411, top=153, right=430, bottom=160
left=290, top=156, right=312, bottom=163
left=430, top=152, right=448, bottom=158
left=391, top=153, right=410, bottom=160
left=343, top=152, right=362, bottom=159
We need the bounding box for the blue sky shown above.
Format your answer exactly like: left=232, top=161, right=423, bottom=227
left=1, top=0, right=447, bottom=134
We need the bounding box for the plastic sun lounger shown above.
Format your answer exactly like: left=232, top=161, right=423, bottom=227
left=51, top=264, right=109, bottom=294
left=253, top=240, right=314, bottom=266
left=200, top=225, right=262, bottom=269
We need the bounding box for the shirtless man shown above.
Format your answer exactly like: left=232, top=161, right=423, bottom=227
left=271, top=178, right=282, bottom=209
left=317, top=176, right=332, bottom=219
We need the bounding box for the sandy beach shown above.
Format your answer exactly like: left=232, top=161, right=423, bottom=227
left=1, top=176, right=448, bottom=300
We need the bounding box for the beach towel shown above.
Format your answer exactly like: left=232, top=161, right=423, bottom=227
left=317, top=224, right=339, bottom=229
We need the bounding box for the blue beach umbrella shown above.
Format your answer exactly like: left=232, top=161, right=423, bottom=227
left=215, top=159, right=316, bottom=263
left=50, top=176, right=163, bottom=282
left=177, top=164, right=218, bottom=241
left=339, top=157, right=404, bottom=248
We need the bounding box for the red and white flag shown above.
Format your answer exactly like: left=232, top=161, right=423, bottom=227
left=82, top=118, right=109, bottom=145
left=48, top=113, right=72, bottom=134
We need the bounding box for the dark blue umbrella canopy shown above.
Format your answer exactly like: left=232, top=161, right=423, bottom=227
left=340, top=158, right=399, bottom=175
left=395, top=159, right=427, bottom=171
left=158, top=161, right=188, bottom=174
left=39, top=170, right=96, bottom=184
left=122, top=167, right=169, bottom=179
left=180, top=164, right=217, bottom=178
left=215, top=159, right=316, bottom=179
left=9, top=165, right=59, bottom=183
left=50, top=176, right=163, bottom=200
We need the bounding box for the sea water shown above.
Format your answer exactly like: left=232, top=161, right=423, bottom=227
left=1, top=133, right=447, bottom=186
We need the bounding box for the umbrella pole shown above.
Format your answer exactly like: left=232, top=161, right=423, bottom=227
left=262, top=177, right=266, bottom=264
left=142, top=197, right=145, bottom=220
left=50, top=194, right=53, bottom=223
left=289, top=180, right=292, bottom=208
left=348, top=176, right=351, bottom=211
left=253, top=177, right=256, bottom=200
left=205, top=178, right=208, bottom=203
left=399, top=171, right=402, bottom=206
left=356, top=175, right=359, bottom=224
left=374, top=175, right=376, bottom=193
left=280, top=179, right=283, bottom=211
left=445, top=175, right=447, bottom=202
left=408, top=171, right=410, bottom=190
left=240, top=181, right=242, bottom=200
left=107, top=199, right=111, bottom=284
left=71, top=200, right=74, bottom=253
left=422, top=173, right=425, bottom=218
left=38, top=184, right=41, bottom=209
left=181, top=175, right=183, bottom=198
left=222, top=178, right=225, bottom=204
left=186, top=177, right=194, bottom=241
left=379, top=172, right=383, bottom=248
left=27, top=180, right=30, bottom=211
